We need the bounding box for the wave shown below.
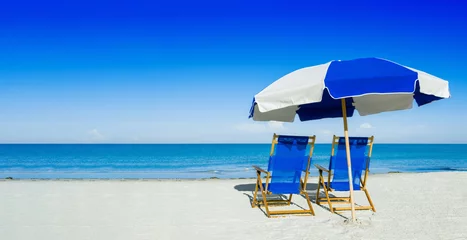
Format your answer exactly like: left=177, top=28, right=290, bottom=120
left=413, top=166, right=467, bottom=172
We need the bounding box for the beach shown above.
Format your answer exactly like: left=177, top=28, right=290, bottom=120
left=1, top=172, right=466, bottom=240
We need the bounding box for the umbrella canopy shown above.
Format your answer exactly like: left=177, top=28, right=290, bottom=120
left=248, top=57, right=450, bottom=222
left=249, top=57, right=450, bottom=122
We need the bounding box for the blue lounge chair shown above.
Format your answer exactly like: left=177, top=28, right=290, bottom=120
left=315, top=135, right=376, bottom=213
left=252, top=134, right=316, bottom=217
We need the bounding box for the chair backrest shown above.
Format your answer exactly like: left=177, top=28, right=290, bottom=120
left=329, top=136, right=373, bottom=191
left=267, top=134, right=315, bottom=194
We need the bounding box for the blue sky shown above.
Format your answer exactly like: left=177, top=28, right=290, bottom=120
left=0, top=0, right=466, bottom=143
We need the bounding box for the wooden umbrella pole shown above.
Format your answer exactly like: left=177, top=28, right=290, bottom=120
left=341, top=98, right=356, bottom=222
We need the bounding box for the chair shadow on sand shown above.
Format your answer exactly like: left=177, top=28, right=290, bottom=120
left=234, top=182, right=348, bottom=219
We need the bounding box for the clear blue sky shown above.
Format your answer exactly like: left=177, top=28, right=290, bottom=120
left=1, top=0, right=466, bottom=143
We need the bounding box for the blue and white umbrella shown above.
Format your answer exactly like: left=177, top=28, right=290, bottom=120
left=248, top=57, right=450, bottom=221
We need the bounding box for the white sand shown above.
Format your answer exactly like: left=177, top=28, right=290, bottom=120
left=1, top=172, right=467, bottom=240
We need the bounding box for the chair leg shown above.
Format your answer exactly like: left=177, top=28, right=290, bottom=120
left=315, top=175, right=322, bottom=205
left=251, top=175, right=260, bottom=208
left=258, top=180, right=271, bottom=217
left=287, top=194, right=293, bottom=205
left=321, top=178, right=334, bottom=213
left=363, top=187, right=376, bottom=212
left=303, top=192, right=315, bottom=216
left=261, top=191, right=271, bottom=218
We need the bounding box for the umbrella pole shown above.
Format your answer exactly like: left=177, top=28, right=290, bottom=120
left=341, top=98, right=356, bottom=222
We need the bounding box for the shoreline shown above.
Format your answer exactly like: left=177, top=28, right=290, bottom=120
left=0, top=171, right=448, bottom=181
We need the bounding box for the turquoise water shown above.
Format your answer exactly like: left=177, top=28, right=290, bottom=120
left=0, top=144, right=466, bottom=179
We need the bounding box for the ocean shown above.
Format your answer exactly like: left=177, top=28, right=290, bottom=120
left=0, top=144, right=466, bottom=179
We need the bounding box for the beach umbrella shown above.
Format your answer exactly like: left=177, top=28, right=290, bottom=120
left=248, top=57, right=450, bottom=221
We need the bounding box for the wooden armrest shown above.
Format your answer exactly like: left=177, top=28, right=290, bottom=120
left=253, top=165, right=268, bottom=174
left=314, top=164, right=330, bottom=173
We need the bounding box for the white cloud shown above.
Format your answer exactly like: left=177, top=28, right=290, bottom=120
left=235, top=123, right=267, bottom=133
left=235, top=121, right=287, bottom=133
left=321, top=129, right=333, bottom=135
left=87, top=129, right=105, bottom=141
left=359, top=123, right=373, bottom=129
left=267, top=121, right=285, bottom=130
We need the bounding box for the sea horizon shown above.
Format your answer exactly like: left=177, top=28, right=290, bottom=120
left=1, top=142, right=466, bottom=145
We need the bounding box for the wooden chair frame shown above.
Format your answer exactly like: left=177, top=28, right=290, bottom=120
left=251, top=133, right=316, bottom=218
left=315, top=135, right=376, bottom=213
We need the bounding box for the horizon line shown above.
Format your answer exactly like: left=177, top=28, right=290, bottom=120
left=0, top=142, right=466, bottom=145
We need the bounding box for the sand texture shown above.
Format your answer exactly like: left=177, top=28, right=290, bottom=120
left=1, top=172, right=467, bottom=240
